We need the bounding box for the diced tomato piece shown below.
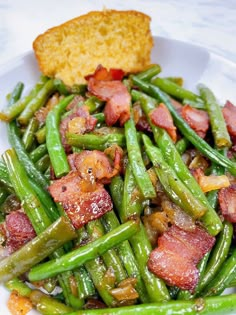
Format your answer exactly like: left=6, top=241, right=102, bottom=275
left=88, top=79, right=131, bottom=126
left=48, top=171, right=113, bottom=228
left=148, top=225, right=215, bottom=292
left=181, top=105, right=209, bottom=138
left=218, top=184, right=236, bottom=222
left=5, top=211, right=36, bottom=253
left=149, top=103, right=177, bottom=142
left=222, top=100, right=236, bottom=137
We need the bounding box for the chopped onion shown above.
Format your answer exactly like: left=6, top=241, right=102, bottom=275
left=110, top=284, right=139, bottom=301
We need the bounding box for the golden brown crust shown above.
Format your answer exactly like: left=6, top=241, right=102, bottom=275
left=33, top=10, right=153, bottom=86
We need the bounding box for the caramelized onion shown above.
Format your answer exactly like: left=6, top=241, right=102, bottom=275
left=110, top=284, right=139, bottom=301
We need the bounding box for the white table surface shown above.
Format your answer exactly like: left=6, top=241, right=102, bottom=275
left=0, top=0, right=236, bottom=67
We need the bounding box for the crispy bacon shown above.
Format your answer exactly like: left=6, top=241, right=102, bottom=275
left=181, top=105, right=209, bottom=138
left=35, top=93, right=60, bottom=125
left=68, top=149, right=122, bottom=184
left=222, top=100, right=236, bottom=137
left=88, top=78, right=131, bottom=126
left=5, top=211, right=36, bottom=253
left=60, top=104, right=97, bottom=152
left=149, top=103, right=177, bottom=142
left=148, top=225, right=215, bottom=292
left=48, top=171, right=113, bottom=228
left=218, top=184, right=236, bottom=223
left=85, top=65, right=125, bottom=81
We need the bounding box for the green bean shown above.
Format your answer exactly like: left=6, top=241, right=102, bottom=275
left=30, top=290, right=75, bottom=315
left=66, top=132, right=125, bottom=150
left=183, top=98, right=206, bottom=110
left=132, top=89, right=222, bottom=236
left=54, top=78, right=70, bottom=95
left=28, top=220, right=139, bottom=281
left=120, top=164, right=170, bottom=302
left=35, top=125, right=46, bottom=144
left=70, top=84, right=87, bottom=95
left=136, top=64, right=162, bottom=81
left=29, top=178, right=60, bottom=222
left=46, top=95, right=74, bottom=177
left=196, top=221, right=233, bottom=296
left=0, top=187, right=9, bottom=206
left=35, top=154, right=50, bottom=173
left=132, top=76, right=236, bottom=176
left=29, top=143, right=48, bottom=163
left=5, top=278, right=32, bottom=297
left=175, top=138, right=189, bottom=155
left=6, top=278, right=75, bottom=315
left=86, top=219, right=127, bottom=283
left=151, top=77, right=202, bottom=102
left=3, top=148, right=83, bottom=307
left=3, top=148, right=52, bottom=233
left=198, top=83, right=231, bottom=148
left=55, top=293, right=236, bottom=315
left=17, top=79, right=55, bottom=125
left=177, top=252, right=211, bottom=300
left=0, top=76, right=48, bottom=122
left=7, top=82, right=25, bottom=106
left=120, top=164, right=144, bottom=222
left=74, top=267, right=96, bottom=300
left=143, top=134, right=207, bottom=219
left=102, top=211, right=149, bottom=303
left=85, top=257, right=116, bottom=307
left=164, top=76, right=183, bottom=86
left=202, top=248, right=236, bottom=297
left=0, top=160, right=13, bottom=192
left=125, top=115, right=156, bottom=199
left=84, top=96, right=104, bottom=113
left=0, top=216, right=76, bottom=282
left=93, top=112, right=105, bottom=124
left=109, top=175, right=124, bottom=212
left=22, top=117, right=39, bottom=151
left=76, top=226, right=115, bottom=306
left=8, top=121, right=49, bottom=189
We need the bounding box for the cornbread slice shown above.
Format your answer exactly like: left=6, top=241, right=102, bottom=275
left=33, top=10, right=153, bottom=86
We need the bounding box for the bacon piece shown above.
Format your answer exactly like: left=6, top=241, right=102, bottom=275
left=48, top=171, right=113, bottom=228
left=88, top=78, right=131, bottom=126
left=5, top=211, right=36, bottom=253
left=68, top=149, right=122, bottom=184
left=218, top=184, right=236, bottom=222
left=60, top=104, right=97, bottom=152
left=149, top=103, right=177, bottom=142
left=181, top=105, right=209, bottom=138
left=222, top=100, right=236, bottom=137
left=148, top=225, right=215, bottom=292
left=35, top=93, right=60, bottom=125
left=85, top=65, right=125, bottom=81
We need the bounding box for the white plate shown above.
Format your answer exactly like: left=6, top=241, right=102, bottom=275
left=0, top=36, right=236, bottom=315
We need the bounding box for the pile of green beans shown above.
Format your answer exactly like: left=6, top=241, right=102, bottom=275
left=0, top=64, right=236, bottom=315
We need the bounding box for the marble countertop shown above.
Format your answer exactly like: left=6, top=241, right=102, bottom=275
left=0, top=0, right=236, bottom=67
